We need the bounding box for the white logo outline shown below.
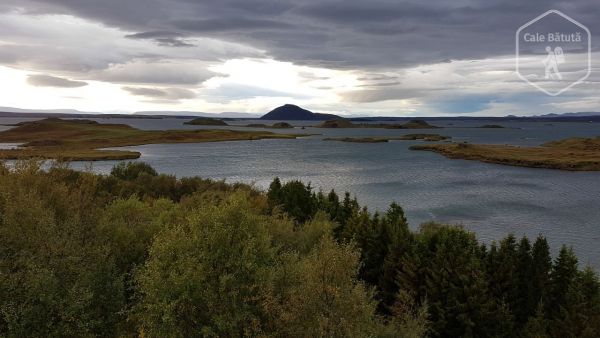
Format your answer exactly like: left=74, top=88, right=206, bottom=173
left=515, top=9, right=591, bottom=96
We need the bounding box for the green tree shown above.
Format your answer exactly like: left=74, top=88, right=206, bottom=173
left=552, top=267, right=600, bottom=337
left=521, top=302, right=549, bottom=338
left=267, top=177, right=282, bottom=209
left=264, top=235, right=384, bottom=337
left=110, top=161, right=157, bottom=180
left=514, top=236, right=534, bottom=326
left=410, top=224, right=494, bottom=337
left=135, top=194, right=276, bottom=337
left=268, top=179, right=316, bottom=223
left=548, top=246, right=578, bottom=319
left=0, top=164, right=125, bottom=337
left=531, top=236, right=552, bottom=308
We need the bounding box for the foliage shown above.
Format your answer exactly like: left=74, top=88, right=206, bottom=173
left=0, top=162, right=598, bottom=337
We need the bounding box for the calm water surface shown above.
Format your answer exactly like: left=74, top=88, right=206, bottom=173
left=3, top=117, right=600, bottom=267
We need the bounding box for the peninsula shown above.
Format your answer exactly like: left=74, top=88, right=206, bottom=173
left=317, top=119, right=441, bottom=129
left=0, top=118, right=301, bottom=161
left=184, top=117, right=228, bottom=126
left=411, top=137, right=600, bottom=171
left=244, top=122, right=294, bottom=128
left=324, top=134, right=451, bottom=143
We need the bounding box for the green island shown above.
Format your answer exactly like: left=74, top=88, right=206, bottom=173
left=244, top=122, right=294, bottom=128
left=316, top=118, right=441, bottom=129
left=324, top=133, right=451, bottom=143
left=480, top=124, right=505, bottom=128
left=2, top=161, right=599, bottom=337
left=0, top=118, right=301, bottom=161
left=183, top=117, right=229, bottom=126
left=411, top=136, right=600, bottom=171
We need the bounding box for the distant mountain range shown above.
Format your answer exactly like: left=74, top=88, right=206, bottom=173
left=0, top=106, right=98, bottom=115
left=1, top=105, right=599, bottom=121
left=0, top=107, right=260, bottom=119
left=260, top=104, right=340, bottom=120
left=534, top=112, right=600, bottom=118
left=134, top=111, right=261, bottom=119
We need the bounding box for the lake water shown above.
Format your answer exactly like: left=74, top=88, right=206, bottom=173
left=3, top=117, right=600, bottom=268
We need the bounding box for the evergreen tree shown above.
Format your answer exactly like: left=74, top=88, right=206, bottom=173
left=549, top=246, right=578, bottom=319
left=413, top=225, right=493, bottom=337
left=531, top=236, right=551, bottom=313
left=266, top=176, right=282, bottom=208
left=521, top=302, right=549, bottom=338
left=552, top=267, right=600, bottom=337
left=514, top=236, right=534, bottom=326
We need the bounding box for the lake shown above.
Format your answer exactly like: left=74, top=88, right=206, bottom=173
left=3, top=116, right=600, bottom=268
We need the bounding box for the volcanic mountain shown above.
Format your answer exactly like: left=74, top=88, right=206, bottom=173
left=260, top=104, right=340, bottom=120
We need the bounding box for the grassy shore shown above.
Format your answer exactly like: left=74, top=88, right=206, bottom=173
left=244, top=122, right=294, bottom=129
left=324, top=133, right=451, bottom=143
left=410, top=137, right=600, bottom=171
left=316, top=119, right=441, bottom=129
left=0, top=118, right=301, bottom=161
left=183, top=117, right=228, bottom=126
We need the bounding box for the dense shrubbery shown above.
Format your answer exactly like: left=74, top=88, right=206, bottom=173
left=0, top=161, right=598, bottom=337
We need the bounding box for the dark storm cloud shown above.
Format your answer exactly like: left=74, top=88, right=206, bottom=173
left=3, top=0, right=599, bottom=70
left=125, top=31, right=195, bottom=47
left=125, top=31, right=181, bottom=40
left=173, top=18, right=293, bottom=33
left=27, top=74, right=88, bottom=88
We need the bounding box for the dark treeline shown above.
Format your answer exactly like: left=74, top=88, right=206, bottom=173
left=0, top=161, right=598, bottom=337
left=267, top=177, right=600, bottom=337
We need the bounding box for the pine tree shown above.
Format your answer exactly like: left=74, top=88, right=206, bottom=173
left=415, top=225, right=492, bottom=337
left=531, top=236, right=552, bottom=308
left=267, top=177, right=282, bottom=209
left=514, top=236, right=534, bottom=327
left=552, top=267, right=600, bottom=337
left=548, top=246, right=578, bottom=323
left=376, top=203, right=412, bottom=311
left=488, top=235, right=518, bottom=307
left=521, top=302, right=549, bottom=338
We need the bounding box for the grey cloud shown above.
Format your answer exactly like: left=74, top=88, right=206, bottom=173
left=2, top=0, right=600, bottom=113
left=95, top=60, right=215, bottom=85
left=123, top=86, right=196, bottom=100
left=200, top=84, right=311, bottom=103
left=357, top=81, right=402, bottom=87
left=298, top=72, right=330, bottom=81
left=294, top=2, right=443, bottom=23
left=154, top=38, right=195, bottom=47
left=4, top=0, right=599, bottom=71
left=341, top=88, right=420, bottom=103
left=358, top=74, right=399, bottom=81
left=173, top=17, right=293, bottom=33
left=125, top=31, right=195, bottom=47
left=125, top=31, right=182, bottom=39
left=27, top=74, right=88, bottom=88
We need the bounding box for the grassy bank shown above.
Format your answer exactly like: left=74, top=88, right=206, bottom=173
left=324, top=134, right=451, bottom=143
left=317, top=119, right=441, bottom=129
left=183, top=117, right=229, bottom=126
left=0, top=118, right=302, bottom=160
left=411, top=136, right=600, bottom=171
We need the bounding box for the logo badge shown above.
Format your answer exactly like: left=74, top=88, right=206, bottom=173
left=516, top=10, right=591, bottom=96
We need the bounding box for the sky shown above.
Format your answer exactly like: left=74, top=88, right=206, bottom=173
left=0, top=0, right=598, bottom=116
